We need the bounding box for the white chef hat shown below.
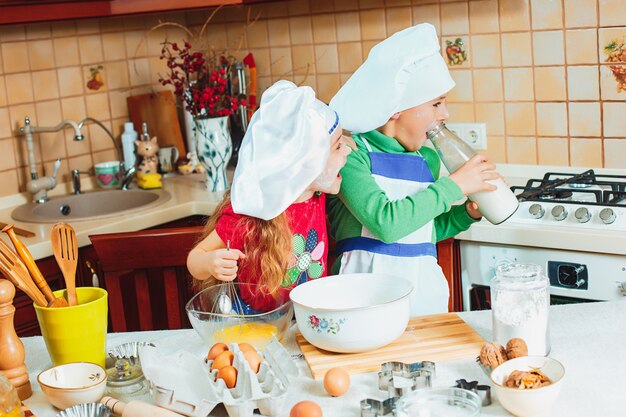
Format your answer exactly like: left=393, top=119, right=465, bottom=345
left=230, top=80, right=338, bottom=220
left=329, top=23, right=455, bottom=133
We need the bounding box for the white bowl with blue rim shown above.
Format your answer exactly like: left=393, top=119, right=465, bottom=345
left=289, top=273, right=412, bottom=353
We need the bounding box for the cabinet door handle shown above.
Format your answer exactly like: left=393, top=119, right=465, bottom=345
left=85, top=260, right=99, bottom=287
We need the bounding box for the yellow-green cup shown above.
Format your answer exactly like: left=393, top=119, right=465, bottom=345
left=34, top=287, right=108, bottom=368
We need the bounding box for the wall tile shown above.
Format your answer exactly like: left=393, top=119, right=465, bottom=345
left=598, top=28, right=626, bottom=64
left=534, top=67, right=566, bottom=101
left=600, top=65, right=626, bottom=100
left=447, top=69, right=473, bottom=102
left=2, top=42, right=30, bottom=73
left=603, top=102, right=626, bottom=137
left=569, top=102, right=601, bottom=137
left=567, top=66, right=600, bottom=100
left=359, top=0, right=381, bottom=9
left=475, top=102, right=505, bottom=135
left=270, top=47, right=293, bottom=77
left=469, top=0, right=499, bottom=34
left=312, top=14, right=337, bottom=44
left=316, top=73, right=341, bottom=104
left=51, top=22, right=76, bottom=37
left=315, top=44, right=339, bottom=74
left=361, top=40, right=379, bottom=58
left=360, top=9, right=386, bottom=40
left=76, top=19, right=100, bottom=35
left=106, top=61, right=130, bottom=90
left=473, top=69, right=503, bottom=101
left=471, top=34, right=501, bottom=67
left=570, top=138, right=603, bottom=167
left=530, top=0, right=562, bottom=30
left=57, top=67, right=84, bottom=97
left=336, top=12, right=361, bottom=42
left=564, top=0, right=597, bottom=28
left=604, top=139, right=626, bottom=168
left=99, top=17, right=125, bottom=33
left=102, top=33, right=127, bottom=61
left=27, top=24, right=50, bottom=40
left=28, top=39, right=55, bottom=70
left=334, top=0, right=358, bottom=11
left=288, top=0, right=310, bottom=16
left=501, top=33, right=532, bottom=66
left=0, top=76, right=6, bottom=107
left=53, top=37, right=81, bottom=67
left=532, top=31, right=564, bottom=65
left=506, top=136, right=537, bottom=164
left=485, top=135, right=507, bottom=162
left=226, top=24, right=246, bottom=50
left=0, top=108, right=11, bottom=139
left=125, top=31, right=148, bottom=58
left=503, top=67, right=534, bottom=101
left=311, top=1, right=334, bottom=13
left=505, top=102, right=535, bottom=135
left=598, top=0, right=626, bottom=27
left=108, top=90, right=130, bottom=119
left=499, top=0, right=530, bottom=32
left=0, top=139, right=17, bottom=171
left=337, top=42, right=363, bottom=73
left=5, top=73, right=34, bottom=105
left=268, top=19, right=290, bottom=47
left=289, top=16, right=313, bottom=44
left=440, top=2, right=469, bottom=35
left=127, top=58, right=151, bottom=86
left=292, top=45, right=315, bottom=74
left=0, top=26, right=26, bottom=42
left=537, top=137, right=569, bottom=166
left=85, top=93, right=111, bottom=121
left=536, top=102, right=568, bottom=136
left=386, top=0, right=411, bottom=6
left=386, top=7, right=413, bottom=36
left=0, top=169, right=19, bottom=197
left=32, top=70, right=60, bottom=101
left=78, top=35, right=104, bottom=65
left=88, top=120, right=114, bottom=152
left=447, top=103, right=475, bottom=122
left=35, top=100, right=67, bottom=161
left=412, top=5, right=440, bottom=33
left=246, top=20, right=269, bottom=49
left=565, top=29, right=598, bottom=64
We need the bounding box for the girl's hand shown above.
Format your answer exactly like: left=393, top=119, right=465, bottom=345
left=206, top=248, right=246, bottom=282
left=466, top=200, right=483, bottom=220
left=449, top=154, right=499, bottom=196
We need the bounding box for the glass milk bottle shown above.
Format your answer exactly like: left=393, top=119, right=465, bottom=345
left=427, top=123, right=519, bottom=224
left=491, top=263, right=550, bottom=356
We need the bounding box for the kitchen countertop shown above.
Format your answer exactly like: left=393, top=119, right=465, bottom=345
left=21, top=300, right=626, bottom=416
left=1, top=163, right=625, bottom=260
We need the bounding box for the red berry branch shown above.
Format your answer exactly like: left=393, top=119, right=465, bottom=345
left=158, top=40, right=247, bottom=118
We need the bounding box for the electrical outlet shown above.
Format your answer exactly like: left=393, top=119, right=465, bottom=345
left=445, top=122, right=487, bottom=150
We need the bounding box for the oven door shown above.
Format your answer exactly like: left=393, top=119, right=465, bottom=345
left=460, top=241, right=626, bottom=311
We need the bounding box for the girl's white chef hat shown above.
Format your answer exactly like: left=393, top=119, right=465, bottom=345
left=230, top=80, right=339, bottom=220
left=329, top=23, right=454, bottom=133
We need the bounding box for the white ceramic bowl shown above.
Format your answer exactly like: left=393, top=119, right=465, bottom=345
left=38, top=362, right=107, bottom=410
left=289, top=273, right=412, bottom=353
left=490, top=356, right=565, bottom=417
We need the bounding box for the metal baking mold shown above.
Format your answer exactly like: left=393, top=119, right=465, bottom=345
left=378, top=361, right=435, bottom=398
left=454, top=378, right=491, bottom=406
left=107, top=341, right=155, bottom=366
left=360, top=397, right=397, bottom=417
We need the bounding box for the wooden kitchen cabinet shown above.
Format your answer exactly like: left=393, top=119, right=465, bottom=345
left=0, top=0, right=268, bottom=25
left=437, top=238, right=463, bottom=312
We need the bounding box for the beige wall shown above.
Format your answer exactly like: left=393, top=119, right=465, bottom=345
left=0, top=0, right=625, bottom=198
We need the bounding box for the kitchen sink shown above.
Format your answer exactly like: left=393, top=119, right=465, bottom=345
left=11, top=189, right=171, bottom=223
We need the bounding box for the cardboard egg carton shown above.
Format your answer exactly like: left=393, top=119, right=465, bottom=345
left=140, top=339, right=298, bottom=417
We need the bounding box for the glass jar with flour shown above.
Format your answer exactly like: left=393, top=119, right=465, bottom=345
left=491, top=263, right=550, bottom=356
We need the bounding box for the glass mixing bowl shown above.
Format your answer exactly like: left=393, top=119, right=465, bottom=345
left=395, top=388, right=482, bottom=417
left=185, top=282, right=293, bottom=350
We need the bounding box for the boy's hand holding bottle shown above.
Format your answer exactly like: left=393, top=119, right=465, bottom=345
left=449, top=154, right=498, bottom=196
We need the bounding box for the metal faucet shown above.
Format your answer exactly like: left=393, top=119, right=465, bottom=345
left=19, top=116, right=83, bottom=203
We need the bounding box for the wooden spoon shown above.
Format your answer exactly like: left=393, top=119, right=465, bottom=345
left=0, top=238, right=47, bottom=306
left=2, top=224, right=68, bottom=307
left=50, top=223, right=78, bottom=307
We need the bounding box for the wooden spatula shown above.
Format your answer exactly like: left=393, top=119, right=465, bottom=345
left=0, top=238, right=47, bottom=306
left=50, top=222, right=78, bottom=307
left=2, top=224, right=68, bottom=307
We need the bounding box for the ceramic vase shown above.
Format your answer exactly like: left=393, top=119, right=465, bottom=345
left=194, top=116, right=232, bottom=192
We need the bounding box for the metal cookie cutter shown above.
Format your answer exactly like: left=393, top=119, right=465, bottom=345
left=378, top=361, right=436, bottom=398
left=454, top=378, right=492, bottom=406
left=360, top=397, right=397, bottom=417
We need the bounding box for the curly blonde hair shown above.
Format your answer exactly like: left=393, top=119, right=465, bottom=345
left=193, top=191, right=293, bottom=296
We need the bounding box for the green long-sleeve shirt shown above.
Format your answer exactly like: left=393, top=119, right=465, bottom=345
left=327, top=130, right=478, bottom=272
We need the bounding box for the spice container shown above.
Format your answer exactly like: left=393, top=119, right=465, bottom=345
left=491, top=263, right=550, bottom=356
left=0, top=373, right=24, bottom=417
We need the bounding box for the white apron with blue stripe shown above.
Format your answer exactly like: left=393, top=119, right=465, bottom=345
left=336, top=136, right=449, bottom=316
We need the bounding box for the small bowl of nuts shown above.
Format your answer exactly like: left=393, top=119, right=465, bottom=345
left=490, top=356, right=565, bottom=417
left=476, top=338, right=528, bottom=376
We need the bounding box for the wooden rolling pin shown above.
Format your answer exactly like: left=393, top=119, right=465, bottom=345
left=0, top=223, right=34, bottom=238
left=2, top=224, right=68, bottom=307
left=101, top=397, right=183, bottom=417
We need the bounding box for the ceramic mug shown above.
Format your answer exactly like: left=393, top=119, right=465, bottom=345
left=158, top=146, right=180, bottom=173
left=94, top=161, right=121, bottom=188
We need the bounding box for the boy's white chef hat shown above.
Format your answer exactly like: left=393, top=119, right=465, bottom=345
left=329, top=23, right=454, bottom=133
left=231, top=80, right=339, bottom=220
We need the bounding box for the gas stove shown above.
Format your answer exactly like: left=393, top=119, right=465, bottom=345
left=505, top=169, right=626, bottom=231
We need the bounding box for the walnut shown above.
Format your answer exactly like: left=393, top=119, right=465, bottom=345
left=506, top=338, right=528, bottom=359
left=504, top=369, right=552, bottom=389
left=478, top=342, right=507, bottom=368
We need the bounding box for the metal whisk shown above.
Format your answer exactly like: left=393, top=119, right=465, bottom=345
left=212, top=240, right=245, bottom=315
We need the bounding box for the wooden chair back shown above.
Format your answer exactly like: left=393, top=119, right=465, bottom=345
left=89, top=226, right=204, bottom=332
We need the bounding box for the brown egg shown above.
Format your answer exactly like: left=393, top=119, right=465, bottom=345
left=243, top=349, right=262, bottom=373
left=323, top=367, right=350, bottom=397
left=216, top=365, right=238, bottom=389
left=238, top=342, right=255, bottom=353
left=211, top=350, right=234, bottom=371
left=207, top=343, right=229, bottom=361
left=290, top=401, right=323, bottom=417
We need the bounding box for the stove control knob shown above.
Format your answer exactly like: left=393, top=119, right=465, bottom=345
left=529, top=203, right=545, bottom=219
left=575, top=207, right=591, bottom=223
left=551, top=205, right=568, bottom=221
left=599, top=208, right=616, bottom=225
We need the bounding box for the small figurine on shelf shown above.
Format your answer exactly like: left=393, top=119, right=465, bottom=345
left=177, top=152, right=205, bottom=175
left=135, top=136, right=162, bottom=189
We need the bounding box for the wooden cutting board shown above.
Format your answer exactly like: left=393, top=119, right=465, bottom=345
left=127, top=90, right=186, bottom=157
left=296, top=313, right=485, bottom=379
